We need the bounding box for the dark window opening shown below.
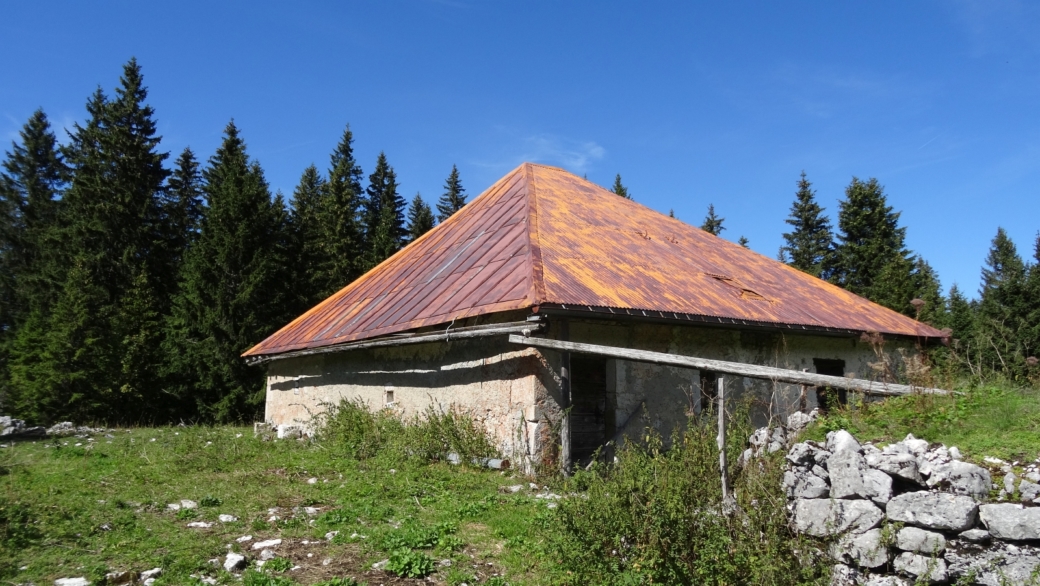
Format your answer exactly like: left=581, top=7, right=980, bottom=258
left=570, top=354, right=614, bottom=463
left=700, top=370, right=718, bottom=413
left=813, top=358, right=846, bottom=411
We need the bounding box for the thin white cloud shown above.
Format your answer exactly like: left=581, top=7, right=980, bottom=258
left=471, top=131, right=606, bottom=175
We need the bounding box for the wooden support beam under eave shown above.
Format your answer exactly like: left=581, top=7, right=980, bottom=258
left=507, top=335, right=953, bottom=397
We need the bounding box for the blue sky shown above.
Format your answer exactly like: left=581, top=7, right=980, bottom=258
left=2, top=1, right=1038, bottom=298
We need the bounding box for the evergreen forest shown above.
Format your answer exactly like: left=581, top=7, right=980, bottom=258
left=1, top=61, right=1036, bottom=425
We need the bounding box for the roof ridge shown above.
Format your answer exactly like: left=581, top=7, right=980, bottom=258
left=524, top=163, right=547, bottom=304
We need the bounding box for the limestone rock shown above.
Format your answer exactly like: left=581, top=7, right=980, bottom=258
left=829, top=563, right=860, bottom=586
left=1004, top=471, right=1018, bottom=494
left=925, top=460, right=991, bottom=499
left=948, top=446, right=962, bottom=460
left=829, top=528, right=889, bottom=569
left=828, top=449, right=892, bottom=503
left=826, top=430, right=861, bottom=454
left=945, top=543, right=1040, bottom=586
left=886, top=491, right=978, bottom=532
left=867, top=451, right=924, bottom=485
left=958, top=528, right=991, bottom=543
left=862, top=577, right=909, bottom=586
left=259, top=549, right=276, bottom=561
left=791, top=498, right=884, bottom=537
left=786, top=442, right=830, bottom=467
left=252, top=538, right=282, bottom=550
left=224, top=552, right=247, bottom=571
left=813, top=464, right=830, bottom=481
left=783, top=468, right=829, bottom=499
left=104, top=571, right=134, bottom=585
left=786, top=410, right=817, bottom=434
left=1019, top=480, right=1040, bottom=502
left=979, top=503, right=1040, bottom=540
left=894, top=526, right=945, bottom=554
left=54, top=579, right=91, bottom=586
left=893, top=552, right=947, bottom=583
left=901, top=434, right=929, bottom=457
left=218, top=514, right=238, bottom=523
left=140, top=569, right=162, bottom=581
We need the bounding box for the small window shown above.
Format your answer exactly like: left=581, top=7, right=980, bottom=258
left=384, top=386, right=395, bottom=407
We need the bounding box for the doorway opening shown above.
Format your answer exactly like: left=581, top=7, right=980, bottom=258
left=813, top=358, right=846, bottom=411
left=569, top=354, right=615, bottom=464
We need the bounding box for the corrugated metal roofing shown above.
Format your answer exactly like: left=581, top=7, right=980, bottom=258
left=244, top=163, right=944, bottom=358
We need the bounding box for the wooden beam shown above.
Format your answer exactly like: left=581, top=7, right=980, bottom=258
left=558, top=319, right=572, bottom=476
left=717, top=376, right=728, bottom=501
left=507, top=335, right=952, bottom=397
left=245, top=321, right=544, bottom=365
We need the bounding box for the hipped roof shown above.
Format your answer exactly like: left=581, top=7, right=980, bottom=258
left=244, top=163, right=943, bottom=358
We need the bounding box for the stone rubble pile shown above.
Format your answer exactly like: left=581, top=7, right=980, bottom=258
left=759, top=414, right=1040, bottom=585
left=0, top=416, right=107, bottom=441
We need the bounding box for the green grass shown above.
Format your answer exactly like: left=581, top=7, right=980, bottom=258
left=0, top=419, right=553, bottom=585
left=803, top=382, right=1040, bottom=461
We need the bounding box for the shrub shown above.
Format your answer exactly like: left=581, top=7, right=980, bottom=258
left=264, top=557, right=293, bottom=572
left=315, top=398, right=399, bottom=460
left=386, top=548, right=434, bottom=578
left=545, top=409, right=828, bottom=585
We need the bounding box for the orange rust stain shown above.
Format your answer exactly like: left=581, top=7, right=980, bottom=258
left=244, top=163, right=943, bottom=358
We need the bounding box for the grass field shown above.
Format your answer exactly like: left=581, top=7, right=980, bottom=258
left=0, top=421, right=553, bottom=585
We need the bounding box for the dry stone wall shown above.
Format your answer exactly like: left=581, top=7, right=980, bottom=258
left=756, top=415, right=1040, bottom=585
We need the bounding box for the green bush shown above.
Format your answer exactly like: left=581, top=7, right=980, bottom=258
left=315, top=399, right=496, bottom=464
left=545, top=410, right=828, bottom=585
left=386, top=548, right=434, bottom=578
left=264, top=557, right=293, bottom=572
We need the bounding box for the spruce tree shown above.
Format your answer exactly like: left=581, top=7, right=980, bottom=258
left=11, top=60, right=170, bottom=422
left=363, top=152, right=405, bottom=269
left=738, top=236, right=750, bottom=248
left=946, top=284, right=976, bottom=343
left=164, top=122, right=291, bottom=422
left=289, top=165, right=327, bottom=312
left=436, top=165, right=467, bottom=222
left=828, top=177, right=909, bottom=300
left=160, top=148, right=204, bottom=275
left=700, top=204, right=725, bottom=236
left=974, top=228, right=1033, bottom=376
left=406, top=193, right=435, bottom=242
left=316, top=126, right=365, bottom=298
left=780, top=172, right=834, bottom=278
left=0, top=110, right=67, bottom=411
left=611, top=174, right=632, bottom=199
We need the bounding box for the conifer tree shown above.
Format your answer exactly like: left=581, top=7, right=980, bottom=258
left=611, top=174, right=632, bottom=199
left=156, top=148, right=204, bottom=298
left=700, top=204, right=725, bottom=236
left=738, top=236, right=750, bottom=248
left=975, top=228, right=1031, bottom=376
left=406, top=193, right=435, bottom=242
left=316, top=126, right=365, bottom=298
left=363, top=152, right=405, bottom=269
left=289, top=165, right=327, bottom=312
left=828, top=177, right=909, bottom=300
left=436, top=165, right=467, bottom=222
left=0, top=110, right=67, bottom=411
left=10, top=60, right=170, bottom=422
left=164, top=122, right=291, bottom=422
left=780, top=172, right=834, bottom=278
left=945, top=284, right=976, bottom=343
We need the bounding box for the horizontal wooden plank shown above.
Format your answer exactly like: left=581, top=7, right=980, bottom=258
left=508, top=335, right=952, bottom=397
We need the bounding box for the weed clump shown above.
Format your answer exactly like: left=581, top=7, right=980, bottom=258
left=545, top=411, right=828, bottom=585
left=387, top=547, right=434, bottom=578
left=315, top=399, right=496, bottom=464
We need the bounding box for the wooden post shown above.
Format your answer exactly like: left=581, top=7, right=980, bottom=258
left=559, top=319, right=572, bottom=476
left=799, top=368, right=809, bottom=413
left=717, top=376, right=728, bottom=501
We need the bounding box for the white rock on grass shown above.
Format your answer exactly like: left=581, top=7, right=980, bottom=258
left=894, top=527, right=945, bottom=554
left=104, top=571, right=132, bottom=585
left=55, top=579, right=91, bottom=586
left=828, top=449, right=892, bottom=503
left=979, top=503, right=1040, bottom=540
left=886, top=491, right=978, bottom=532
left=259, top=549, right=276, bottom=561
left=893, top=552, right=947, bottom=584
left=180, top=499, right=198, bottom=509
left=218, top=514, right=238, bottom=523
left=1019, top=480, right=1040, bottom=502
left=948, top=446, right=962, bottom=460
left=252, top=538, right=282, bottom=550
left=140, top=568, right=162, bottom=580
left=235, top=535, right=252, bottom=542
left=829, top=528, right=889, bottom=569
left=224, top=552, right=247, bottom=571
left=372, top=559, right=390, bottom=571
left=790, top=498, right=884, bottom=537
left=325, top=531, right=339, bottom=541
left=186, top=521, right=213, bottom=528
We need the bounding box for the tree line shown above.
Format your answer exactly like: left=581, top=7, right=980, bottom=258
left=2, top=61, right=1036, bottom=424
left=683, top=172, right=1039, bottom=383
left=0, top=61, right=467, bottom=424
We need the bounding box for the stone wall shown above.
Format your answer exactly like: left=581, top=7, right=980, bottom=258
left=263, top=314, right=916, bottom=470
left=768, top=419, right=1040, bottom=585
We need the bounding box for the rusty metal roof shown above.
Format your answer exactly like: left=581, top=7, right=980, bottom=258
left=244, top=163, right=944, bottom=358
